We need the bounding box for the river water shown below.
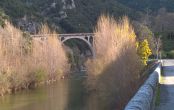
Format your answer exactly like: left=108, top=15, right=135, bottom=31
left=0, top=77, right=87, bottom=110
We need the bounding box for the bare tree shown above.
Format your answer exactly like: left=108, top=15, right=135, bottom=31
left=154, top=35, right=162, bottom=59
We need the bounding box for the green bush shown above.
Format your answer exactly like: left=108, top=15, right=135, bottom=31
left=33, top=69, right=47, bottom=83
left=26, top=69, right=47, bottom=86
left=161, top=51, right=167, bottom=59
left=0, top=9, right=8, bottom=27
left=166, top=50, right=174, bottom=59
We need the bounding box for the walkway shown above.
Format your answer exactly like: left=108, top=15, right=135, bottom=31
left=156, top=60, right=174, bottom=110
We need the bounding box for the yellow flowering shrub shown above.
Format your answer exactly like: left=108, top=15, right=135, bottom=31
left=137, top=39, right=152, bottom=65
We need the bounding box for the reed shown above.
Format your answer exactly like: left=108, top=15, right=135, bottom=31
left=85, top=15, right=143, bottom=110
left=0, top=23, right=69, bottom=96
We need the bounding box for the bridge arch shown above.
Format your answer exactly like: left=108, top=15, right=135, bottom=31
left=61, top=37, right=94, bottom=57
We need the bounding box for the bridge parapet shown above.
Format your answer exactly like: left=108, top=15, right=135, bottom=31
left=31, top=33, right=94, bottom=37
left=59, top=33, right=94, bottom=37
left=125, top=63, right=161, bottom=110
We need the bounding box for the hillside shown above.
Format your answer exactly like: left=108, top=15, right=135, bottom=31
left=2, top=0, right=174, bottom=33
left=0, top=0, right=174, bottom=57
left=117, top=0, right=174, bottom=12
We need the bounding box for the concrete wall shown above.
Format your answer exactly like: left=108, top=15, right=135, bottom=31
left=162, top=59, right=174, bottom=66
left=124, top=63, right=161, bottom=110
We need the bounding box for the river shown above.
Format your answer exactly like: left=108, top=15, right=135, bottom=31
left=0, top=77, right=87, bottom=110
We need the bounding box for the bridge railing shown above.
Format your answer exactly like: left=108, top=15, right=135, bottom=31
left=31, top=33, right=94, bottom=37
left=124, top=63, right=161, bottom=110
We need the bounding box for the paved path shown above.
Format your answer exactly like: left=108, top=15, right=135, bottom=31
left=156, top=60, right=174, bottom=110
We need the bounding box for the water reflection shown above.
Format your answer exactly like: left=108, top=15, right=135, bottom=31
left=0, top=78, right=86, bottom=110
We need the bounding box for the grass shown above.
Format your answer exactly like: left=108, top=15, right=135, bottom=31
left=159, top=67, right=165, bottom=84
left=155, top=84, right=160, bottom=106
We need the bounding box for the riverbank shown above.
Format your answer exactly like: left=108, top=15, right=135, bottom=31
left=0, top=23, right=69, bottom=96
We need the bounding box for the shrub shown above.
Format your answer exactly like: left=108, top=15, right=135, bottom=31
left=166, top=50, right=174, bottom=59
left=85, top=15, right=142, bottom=110
left=0, top=73, right=11, bottom=96
left=136, top=39, right=152, bottom=65
left=0, top=23, right=69, bottom=95
left=33, top=25, right=70, bottom=79
left=0, top=10, right=8, bottom=28
left=161, top=51, right=167, bottom=59
left=34, top=69, right=47, bottom=82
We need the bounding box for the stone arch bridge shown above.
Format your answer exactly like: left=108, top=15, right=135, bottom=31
left=31, top=33, right=95, bottom=56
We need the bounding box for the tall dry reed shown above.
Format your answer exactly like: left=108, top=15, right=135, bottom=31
left=0, top=23, right=69, bottom=96
left=32, top=25, right=69, bottom=80
left=85, top=15, right=143, bottom=110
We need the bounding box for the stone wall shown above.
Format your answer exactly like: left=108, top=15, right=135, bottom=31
left=124, top=63, right=161, bottom=110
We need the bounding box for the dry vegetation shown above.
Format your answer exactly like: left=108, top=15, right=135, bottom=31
left=0, top=23, right=69, bottom=96
left=85, top=15, right=143, bottom=110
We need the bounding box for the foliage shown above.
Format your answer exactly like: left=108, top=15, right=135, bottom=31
left=0, top=9, right=8, bottom=27
left=0, top=23, right=69, bottom=96
left=0, top=0, right=142, bottom=33
left=34, top=69, right=47, bottom=83
left=0, top=0, right=174, bottom=33
left=166, top=50, right=174, bottom=59
left=116, top=0, right=174, bottom=12
left=85, top=15, right=142, bottom=110
left=163, top=38, right=174, bottom=52
left=137, top=39, right=152, bottom=65
left=133, top=22, right=155, bottom=53
left=161, top=51, right=167, bottom=58
left=161, top=50, right=174, bottom=59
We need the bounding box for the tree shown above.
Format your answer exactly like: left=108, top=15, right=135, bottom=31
left=133, top=21, right=155, bottom=53
left=0, top=10, right=8, bottom=28
left=137, top=39, right=152, bottom=65
left=154, top=35, right=162, bottom=59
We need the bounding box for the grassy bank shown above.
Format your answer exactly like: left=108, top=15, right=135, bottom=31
left=0, top=23, right=69, bottom=96
left=155, top=84, right=160, bottom=106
